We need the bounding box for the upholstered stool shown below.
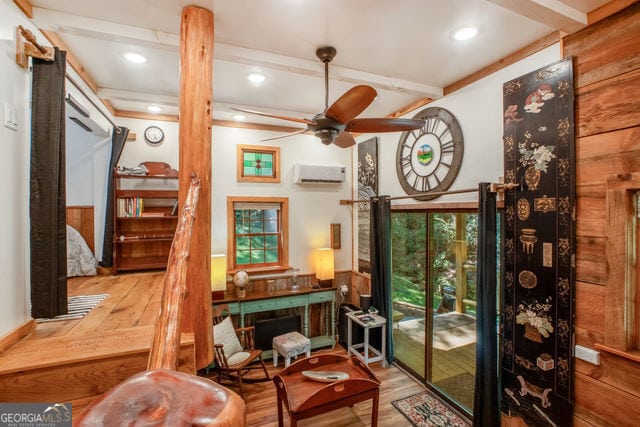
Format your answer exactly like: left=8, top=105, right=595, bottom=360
left=272, top=331, right=311, bottom=368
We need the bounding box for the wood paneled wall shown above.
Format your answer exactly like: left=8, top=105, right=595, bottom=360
left=66, top=206, right=94, bottom=253
left=563, top=3, right=640, bottom=425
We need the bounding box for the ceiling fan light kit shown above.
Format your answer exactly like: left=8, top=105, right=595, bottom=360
left=231, top=46, right=425, bottom=148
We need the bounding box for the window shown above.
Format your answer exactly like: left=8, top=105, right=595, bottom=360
left=602, top=173, right=640, bottom=356
left=236, top=144, right=280, bottom=183
left=227, top=196, right=289, bottom=272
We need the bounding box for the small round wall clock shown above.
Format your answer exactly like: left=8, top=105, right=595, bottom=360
left=144, top=125, right=164, bottom=145
left=395, top=107, right=464, bottom=201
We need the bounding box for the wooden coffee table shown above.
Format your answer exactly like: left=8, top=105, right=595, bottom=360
left=273, top=353, right=381, bottom=427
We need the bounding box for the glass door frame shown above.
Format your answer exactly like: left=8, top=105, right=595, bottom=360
left=391, top=205, right=478, bottom=417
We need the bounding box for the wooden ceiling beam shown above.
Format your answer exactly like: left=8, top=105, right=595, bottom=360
left=12, top=0, right=32, bottom=18
left=31, top=7, right=441, bottom=99
left=444, top=31, right=562, bottom=96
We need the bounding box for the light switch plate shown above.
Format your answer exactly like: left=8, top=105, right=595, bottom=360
left=4, top=102, right=18, bottom=131
left=575, top=344, right=600, bottom=365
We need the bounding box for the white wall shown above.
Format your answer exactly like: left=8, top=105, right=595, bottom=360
left=0, top=0, right=37, bottom=335
left=374, top=44, right=562, bottom=204
left=116, top=118, right=353, bottom=275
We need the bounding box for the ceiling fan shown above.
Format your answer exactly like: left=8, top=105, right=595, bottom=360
left=232, top=46, right=426, bottom=148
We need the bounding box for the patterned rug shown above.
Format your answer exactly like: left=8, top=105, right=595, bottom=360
left=392, top=388, right=472, bottom=427
left=37, top=294, right=109, bottom=322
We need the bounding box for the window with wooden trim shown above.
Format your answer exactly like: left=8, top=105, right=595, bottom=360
left=227, top=196, right=289, bottom=272
left=236, top=144, right=280, bottom=183
left=602, top=173, right=640, bottom=357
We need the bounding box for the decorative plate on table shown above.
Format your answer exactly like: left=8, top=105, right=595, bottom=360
left=301, top=370, right=350, bottom=382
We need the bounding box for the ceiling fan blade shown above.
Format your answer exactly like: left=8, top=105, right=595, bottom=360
left=332, top=131, right=356, bottom=148
left=325, top=85, right=377, bottom=124
left=345, top=118, right=425, bottom=133
left=231, top=107, right=316, bottom=125
left=260, top=128, right=310, bottom=142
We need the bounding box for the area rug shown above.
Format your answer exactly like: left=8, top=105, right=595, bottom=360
left=392, top=388, right=472, bottom=427
left=434, top=372, right=475, bottom=410
left=37, top=294, right=109, bottom=322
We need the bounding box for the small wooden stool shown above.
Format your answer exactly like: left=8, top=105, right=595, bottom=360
left=272, top=332, right=311, bottom=367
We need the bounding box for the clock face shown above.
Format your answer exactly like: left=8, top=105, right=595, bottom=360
left=144, top=126, right=164, bottom=145
left=395, top=107, right=464, bottom=201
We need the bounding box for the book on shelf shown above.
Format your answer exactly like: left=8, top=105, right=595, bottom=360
left=140, top=212, right=165, bottom=218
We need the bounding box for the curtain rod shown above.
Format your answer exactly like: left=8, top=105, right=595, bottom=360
left=339, top=182, right=519, bottom=205
left=66, top=73, right=120, bottom=131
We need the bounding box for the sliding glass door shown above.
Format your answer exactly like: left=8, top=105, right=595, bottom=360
left=392, top=210, right=478, bottom=414
left=391, top=212, right=427, bottom=377
left=429, top=212, right=477, bottom=412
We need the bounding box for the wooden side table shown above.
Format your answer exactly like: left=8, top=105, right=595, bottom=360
left=273, top=354, right=380, bottom=427
left=346, top=311, right=387, bottom=367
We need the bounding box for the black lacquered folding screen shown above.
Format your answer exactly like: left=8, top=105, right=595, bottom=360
left=501, top=57, right=575, bottom=427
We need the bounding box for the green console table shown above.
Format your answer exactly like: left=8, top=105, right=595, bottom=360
left=213, top=288, right=336, bottom=350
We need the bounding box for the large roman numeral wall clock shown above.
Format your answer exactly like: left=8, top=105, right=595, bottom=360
left=395, top=107, right=464, bottom=201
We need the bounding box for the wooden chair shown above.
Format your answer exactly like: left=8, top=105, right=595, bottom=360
left=213, top=315, right=270, bottom=398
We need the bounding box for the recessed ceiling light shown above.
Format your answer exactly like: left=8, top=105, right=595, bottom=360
left=147, top=105, right=162, bottom=113
left=453, top=27, right=478, bottom=41
left=123, top=52, right=147, bottom=64
left=233, top=114, right=246, bottom=121
left=247, top=72, right=266, bottom=84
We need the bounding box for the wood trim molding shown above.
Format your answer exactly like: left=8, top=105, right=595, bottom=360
left=385, top=97, right=434, bottom=119
left=444, top=31, right=562, bottom=96
left=226, top=196, right=289, bottom=272
left=115, top=110, right=179, bottom=122
left=588, top=0, right=639, bottom=24
left=12, top=0, right=32, bottom=18
left=0, top=319, right=36, bottom=354
left=605, top=172, right=640, bottom=350
left=236, top=144, right=281, bottom=183
left=40, top=30, right=99, bottom=94
left=212, top=119, right=303, bottom=134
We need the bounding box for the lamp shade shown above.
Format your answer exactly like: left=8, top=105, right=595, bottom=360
left=315, top=248, right=335, bottom=281
left=210, top=254, right=227, bottom=299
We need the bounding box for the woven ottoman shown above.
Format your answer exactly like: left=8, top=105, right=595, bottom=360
left=272, top=331, right=311, bottom=367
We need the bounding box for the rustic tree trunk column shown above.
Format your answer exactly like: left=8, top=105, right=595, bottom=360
left=179, top=5, right=214, bottom=369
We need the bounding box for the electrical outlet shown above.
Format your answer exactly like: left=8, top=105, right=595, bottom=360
left=340, top=284, right=348, bottom=295
left=575, top=345, right=600, bottom=365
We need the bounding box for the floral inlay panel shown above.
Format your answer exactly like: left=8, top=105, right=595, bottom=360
left=502, top=58, right=575, bottom=427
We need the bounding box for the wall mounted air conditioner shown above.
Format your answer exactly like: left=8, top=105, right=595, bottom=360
left=294, top=163, right=346, bottom=184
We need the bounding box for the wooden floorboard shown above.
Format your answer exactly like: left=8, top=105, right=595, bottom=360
left=230, top=346, right=430, bottom=427
left=0, top=271, right=476, bottom=424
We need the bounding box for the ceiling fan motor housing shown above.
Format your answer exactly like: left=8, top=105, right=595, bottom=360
left=309, top=115, right=346, bottom=144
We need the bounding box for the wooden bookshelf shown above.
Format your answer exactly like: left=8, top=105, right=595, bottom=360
left=113, top=173, right=178, bottom=272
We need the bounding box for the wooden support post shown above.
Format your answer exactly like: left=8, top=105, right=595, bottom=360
left=454, top=213, right=467, bottom=313
left=179, top=5, right=214, bottom=369
left=454, top=240, right=467, bottom=313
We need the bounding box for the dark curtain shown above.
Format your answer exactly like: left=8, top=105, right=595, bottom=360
left=100, top=126, right=129, bottom=266
left=30, top=48, right=68, bottom=318
left=473, top=183, right=499, bottom=427
left=369, top=195, right=394, bottom=363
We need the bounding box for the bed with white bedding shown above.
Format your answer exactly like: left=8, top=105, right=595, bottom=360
left=67, top=224, right=97, bottom=277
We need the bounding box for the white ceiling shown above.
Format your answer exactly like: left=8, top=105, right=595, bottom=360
left=30, top=0, right=608, bottom=128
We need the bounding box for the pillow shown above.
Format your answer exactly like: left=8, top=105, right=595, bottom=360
left=213, top=317, right=243, bottom=361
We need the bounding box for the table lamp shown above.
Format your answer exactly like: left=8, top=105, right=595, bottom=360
left=315, top=248, right=334, bottom=288
left=210, top=254, right=227, bottom=300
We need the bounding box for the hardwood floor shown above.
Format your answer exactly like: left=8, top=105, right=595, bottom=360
left=231, top=346, right=427, bottom=426
left=29, top=271, right=165, bottom=340
left=3, top=272, right=433, bottom=425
